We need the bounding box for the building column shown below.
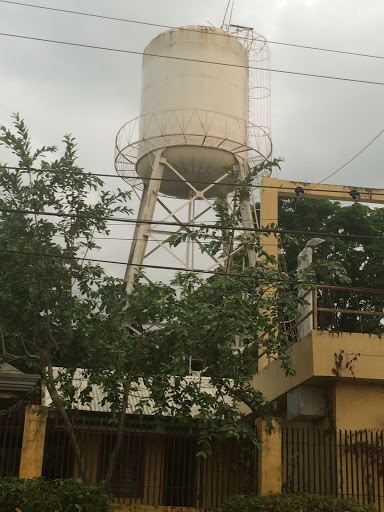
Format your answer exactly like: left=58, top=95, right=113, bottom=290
left=256, top=418, right=282, bottom=495
left=19, top=405, right=48, bottom=478
left=259, top=178, right=279, bottom=369
left=259, top=178, right=279, bottom=262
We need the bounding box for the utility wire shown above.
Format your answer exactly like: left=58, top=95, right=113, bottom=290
left=0, top=247, right=217, bottom=275
left=312, top=127, right=384, bottom=187
left=1, top=229, right=286, bottom=248
left=1, top=207, right=384, bottom=241
left=1, top=248, right=384, bottom=293
left=0, top=247, right=300, bottom=280
left=3, top=166, right=384, bottom=197
left=1, top=0, right=384, bottom=62
left=0, top=31, right=383, bottom=87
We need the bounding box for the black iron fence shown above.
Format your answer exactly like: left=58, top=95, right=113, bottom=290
left=7, top=408, right=384, bottom=510
left=282, top=424, right=337, bottom=496
left=0, top=410, right=24, bottom=477
left=42, top=412, right=258, bottom=508
left=283, top=425, right=384, bottom=511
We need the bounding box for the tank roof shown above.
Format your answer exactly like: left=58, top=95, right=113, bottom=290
left=143, top=25, right=233, bottom=52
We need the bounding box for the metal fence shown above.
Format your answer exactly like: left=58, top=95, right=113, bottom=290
left=283, top=425, right=384, bottom=511
left=0, top=410, right=25, bottom=477
left=293, top=285, right=384, bottom=338
left=282, top=424, right=337, bottom=495
left=42, top=412, right=257, bottom=508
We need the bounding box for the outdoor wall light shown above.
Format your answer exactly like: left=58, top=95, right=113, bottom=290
left=349, top=189, right=360, bottom=202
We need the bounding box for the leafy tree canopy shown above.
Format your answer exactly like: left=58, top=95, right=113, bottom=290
left=279, top=197, right=384, bottom=333
left=0, top=115, right=311, bottom=484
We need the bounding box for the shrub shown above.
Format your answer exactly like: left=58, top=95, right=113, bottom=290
left=0, top=477, right=110, bottom=512
left=223, top=493, right=376, bottom=512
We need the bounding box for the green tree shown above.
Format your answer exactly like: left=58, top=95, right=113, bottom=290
left=0, top=114, right=132, bottom=481
left=82, top=159, right=310, bottom=483
left=0, top=115, right=311, bottom=487
left=279, top=197, right=384, bottom=332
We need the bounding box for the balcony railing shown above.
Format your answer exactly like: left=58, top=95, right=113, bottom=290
left=294, top=285, right=384, bottom=340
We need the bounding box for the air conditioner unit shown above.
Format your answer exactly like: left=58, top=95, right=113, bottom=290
left=287, top=386, right=327, bottom=421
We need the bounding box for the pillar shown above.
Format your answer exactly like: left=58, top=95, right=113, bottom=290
left=125, top=149, right=165, bottom=294
left=256, top=418, right=282, bottom=495
left=19, top=405, right=48, bottom=478
left=259, top=179, right=279, bottom=368
left=259, top=179, right=279, bottom=262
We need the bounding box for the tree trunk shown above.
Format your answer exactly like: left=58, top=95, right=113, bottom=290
left=43, top=358, right=89, bottom=483
left=104, top=382, right=130, bottom=486
left=104, top=335, right=145, bottom=486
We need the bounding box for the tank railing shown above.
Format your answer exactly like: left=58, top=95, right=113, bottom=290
left=115, top=109, right=272, bottom=173
left=291, top=285, right=384, bottom=338
left=116, top=110, right=271, bottom=149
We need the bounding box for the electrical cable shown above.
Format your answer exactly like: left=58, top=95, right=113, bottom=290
left=3, top=166, right=384, bottom=197
left=2, top=247, right=384, bottom=294
left=1, top=0, right=384, bottom=62
left=1, top=207, right=384, bottom=240
left=311, top=127, right=384, bottom=187
left=0, top=230, right=282, bottom=247
left=3, top=165, right=279, bottom=189
left=0, top=31, right=383, bottom=86
left=0, top=246, right=303, bottom=280
left=0, top=247, right=217, bottom=275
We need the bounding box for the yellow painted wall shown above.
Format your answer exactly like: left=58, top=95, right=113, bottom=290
left=256, top=418, right=282, bottom=495
left=251, top=331, right=315, bottom=401
left=252, top=330, right=384, bottom=402
left=334, top=381, right=384, bottom=431
left=19, top=405, right=48, bottom=479
left=312, top=331, right=384, bottom=379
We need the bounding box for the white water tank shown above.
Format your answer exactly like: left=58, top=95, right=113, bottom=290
left=136, top=26, right=250, bottom=199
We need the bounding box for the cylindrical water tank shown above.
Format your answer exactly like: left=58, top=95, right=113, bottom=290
left=136, top=26, right=249, bottom=199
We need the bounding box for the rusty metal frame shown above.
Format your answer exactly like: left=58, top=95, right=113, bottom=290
left=115, top=109, right=272, bottom=191
left=289, top=285, right=384, bottom=337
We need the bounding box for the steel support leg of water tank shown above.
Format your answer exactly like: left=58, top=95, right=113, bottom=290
left=236, top=161, right=257, bottom=267
left=125, top=149, right=165, bottom=294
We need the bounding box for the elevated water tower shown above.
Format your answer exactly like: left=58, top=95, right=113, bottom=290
left=115, top=25, right=272, bottom=292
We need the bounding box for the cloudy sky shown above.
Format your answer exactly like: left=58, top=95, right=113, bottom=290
left=1, top=0, right=383, bottom=279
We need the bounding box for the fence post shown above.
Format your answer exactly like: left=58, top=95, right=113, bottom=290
left=19, top=405, right=48, bottom=478
left=256, top=418, right=282, bottom=495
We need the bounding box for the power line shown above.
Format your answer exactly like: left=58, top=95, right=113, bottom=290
left=3, top=165, right=274, bottom=189
left=313, top=127, right=384, bottom=187
left=0, top=247, right=216, bottom=275
left=0, top=31, right=384, bottom=87
left=0, top=247, right=300, bottom=280
left=2, top=248, right=384, bottom=294
left=266, top=40, right=384, bottom=62
left=1, top=207, right=384, bottom=241
left=2, top=229, right=284, bottom=248
left=3, top=166, right=384, bottom=197
left=0, top=0, right=177, bottom=30
left=1, top=0, right=384, bottom=62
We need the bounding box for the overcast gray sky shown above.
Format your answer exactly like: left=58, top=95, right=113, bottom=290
left=1, top=0, right=383, bottom=279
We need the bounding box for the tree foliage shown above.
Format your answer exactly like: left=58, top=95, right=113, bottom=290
left=0, top=115, right=312, bottom=486
left=223, top=493, right=375, bottom=512
left=0, top=114, right=132, bottom=481
left=0, top=477, right=110, bottom=512
left=279, top=197, right=384, bottom=333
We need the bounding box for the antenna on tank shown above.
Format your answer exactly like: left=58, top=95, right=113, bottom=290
left=221, top=0, right=235, bottom=28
